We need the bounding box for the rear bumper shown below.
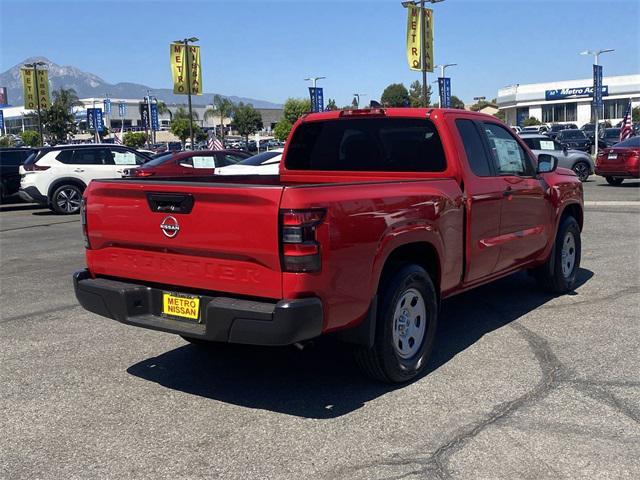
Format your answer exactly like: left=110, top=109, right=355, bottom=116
left=595, top=166, right=640, bottom=178
left=18, top=186, right=48, bottom=204
left=73, top=269, right=323, bottom=346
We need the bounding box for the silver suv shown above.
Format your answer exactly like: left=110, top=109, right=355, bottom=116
left=520, top=134, right=594, bottom=182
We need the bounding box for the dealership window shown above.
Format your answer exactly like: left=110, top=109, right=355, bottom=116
left=542, top=102, right=577, bottom=122
left=603, top=99, right=629, bottom=120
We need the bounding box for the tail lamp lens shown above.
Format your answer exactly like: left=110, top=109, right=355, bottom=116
left=80, top=197, right=90, bottom=249
left=280, top=209, right=325, bottom=273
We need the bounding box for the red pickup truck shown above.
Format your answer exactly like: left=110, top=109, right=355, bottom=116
left=74, top=108, right=584, bottom=383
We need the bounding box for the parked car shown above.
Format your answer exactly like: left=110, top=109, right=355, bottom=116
left=0, top=147, right=35, bottom=201
left=122, top=149, right=251, bottom=178
left=555, top=129, right=592, bottom=153
left=520, top=125, right=545, bottom=134
left=216, top=149, right=283, bottom=176
left=510, top=126, right=522, bottom=134
left=581, top=123, right=596, bottom=140
left=519, top=134, right=594, bottom=181
left=600, top=128, right=622, bottom=148
left=545, top=124, right=569, bottom=140
left=73, top=108, right=584, bottom=383
left=595, top=136, right=640, bottom=185
left=19, top=144, right=150, bottom=214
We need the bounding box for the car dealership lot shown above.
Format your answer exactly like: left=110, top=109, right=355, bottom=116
left=1, top=179, right=639, bottom=479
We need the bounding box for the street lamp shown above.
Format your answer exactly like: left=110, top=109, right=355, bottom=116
left=434, top=63, right=456, bottom=107
left=23, top=61, right=47, bottom=146
left=304, top=76, right=326, bottom=89
left=305, top=76, right=326, bottom=112
left=353, top=93, right=367, bottom=108
left=401, top=0, right=445, bottom=107
left=580, top=48, right=614, bottom=156
left=174, top=37, right=199, bottom=149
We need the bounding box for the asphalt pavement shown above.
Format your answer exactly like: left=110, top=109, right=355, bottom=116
left=1, top=177, right=639, bottom=479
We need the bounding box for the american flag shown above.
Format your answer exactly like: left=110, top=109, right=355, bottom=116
left=619, top=100, right=633, bottom=141
left=113, top=121, right=125, bottom=144
left=207, top=131, right=224, bottom=150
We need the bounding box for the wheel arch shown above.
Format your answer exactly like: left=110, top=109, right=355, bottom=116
left=47, top=177, right=87, bottom=201
left=559, top=202, right=584, bottom=232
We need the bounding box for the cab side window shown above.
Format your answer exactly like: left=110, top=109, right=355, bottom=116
left=482, top=123, right=533, bottom=176
left=455, top=119, right=492, bottom=177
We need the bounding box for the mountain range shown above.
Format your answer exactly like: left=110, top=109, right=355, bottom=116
left=0, top=57, right=282, bottom=109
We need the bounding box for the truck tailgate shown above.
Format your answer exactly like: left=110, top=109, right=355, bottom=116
left=84, top=180, right=284, bottom=299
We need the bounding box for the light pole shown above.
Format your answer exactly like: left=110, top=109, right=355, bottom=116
left=580, top=48, right=614, bottom=156
left=175, top=37, right=199, bottom=149
left=23, top=61, right=47, bottom=146
left=305, top=76, right=326, bottom=112
left=434, top=63, right=456, bottom=107
left=353, top=93, right=367, bottom=108
left=401, top=0, right=444, bottom=107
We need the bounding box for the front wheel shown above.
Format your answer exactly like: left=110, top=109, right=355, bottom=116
left=605, top=176, right=624, bottom=186
left=533, top=216, right=581, bottom=293
left=354, top=264, right=438, bottom=383
left=50, top=184, right=83, bottom=214
left=572, top=162, right=590, bottom=182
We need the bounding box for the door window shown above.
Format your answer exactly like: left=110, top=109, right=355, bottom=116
left=72, top=148, right=112, bottom=165
left=111, top=148, right=146, bottom=165
left=455, top=119, right=492, bottom=177
left=191, top=156, right=216, bottom=168
left=216, top=153, right=245, bottom=167
left=482, top=123, right=533, bottom=176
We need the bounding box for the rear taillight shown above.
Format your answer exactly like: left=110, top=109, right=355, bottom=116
left=340, top=108, right=386, bottom=117
left=130, top=169, right=154, bottom=177
left=23, top=163, right=50, bottom=171
left=80, top=197, right=90, bottom=249
left=280, top=209, right=326, bottom=272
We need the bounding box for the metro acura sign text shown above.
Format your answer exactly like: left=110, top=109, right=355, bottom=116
left=545, top=85, right=608, bottom=101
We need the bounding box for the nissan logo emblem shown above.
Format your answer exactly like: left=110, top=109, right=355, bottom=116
left=160, top=216, right=180, bottom=238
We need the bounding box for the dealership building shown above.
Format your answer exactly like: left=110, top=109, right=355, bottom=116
left=497, top=74, right=639, bottom=127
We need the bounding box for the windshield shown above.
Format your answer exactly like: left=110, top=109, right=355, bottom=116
left=237, top=151, right=281, bottom=166
left=561, top=130, right=586, bottom=139
left=142, top=153, right=176, bottom=167
left=582, top=124, right=595, bottom=131
left=604, top=129, right=621, bottom=138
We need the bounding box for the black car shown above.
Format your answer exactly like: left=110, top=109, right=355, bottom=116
left=556, top=129, right=592, bottom=152
left=601, top=128, right=622, bottom=148
left=0, top=148, right=35, bottom=201
left=545, top=124, right=569, bottom=140
left=581, top=123, right=596, bottom=140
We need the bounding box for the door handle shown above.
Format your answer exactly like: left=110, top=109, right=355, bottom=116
left=502, top=187, right=513, bottom=197
left=73, top=168, right=85, bottom=173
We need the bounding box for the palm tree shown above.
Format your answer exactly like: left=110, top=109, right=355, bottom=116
left=51, top=88, right=82, bottom=112
left=204, top=94, right=234, bottom=141
left=156, top=100, right=172, bottom=122
left=173, top=105, right=198, bottom=121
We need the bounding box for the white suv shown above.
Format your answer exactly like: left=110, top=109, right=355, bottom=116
left=19, top=144, right=149, bottom=214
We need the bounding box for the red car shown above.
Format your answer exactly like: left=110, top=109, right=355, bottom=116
left=123, top=150, right=251, bottom=177
left=75, top=108, right=583, bottom=383
left=595, top=136, right=640, bottom=185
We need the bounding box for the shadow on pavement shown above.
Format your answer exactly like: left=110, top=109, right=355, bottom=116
left=127, top=268, right=594, bottom=419
left=0, top=202, right=43, bottom=213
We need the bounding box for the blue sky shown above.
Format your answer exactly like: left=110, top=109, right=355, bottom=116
left=1, top=0, right=638, bottom=105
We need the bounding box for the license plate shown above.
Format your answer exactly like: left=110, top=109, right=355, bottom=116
left=162, top=292, right=200, bottom=321
left=608, top=153, right=618, bottom=160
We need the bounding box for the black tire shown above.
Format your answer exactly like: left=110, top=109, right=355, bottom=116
left=354, top=264, right=438, bottom=383
left=605, top=176, right=624, bottom=186
left=50, top=184, right=83, bottom=214
left=572, top=161, right=590, bottom=182
left=533, top=216, right=581, bottom=293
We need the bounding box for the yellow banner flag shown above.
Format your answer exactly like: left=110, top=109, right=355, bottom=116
left=21, top=68, right=50, bottom=110
left=170, top=43, right=202, bottom=95
left=406, top=6, right=433, bottom=73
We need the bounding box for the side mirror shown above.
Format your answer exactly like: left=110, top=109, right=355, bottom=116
left=537, top=153, right=558, bottom=174
left=179, top=162, right=193, bottom=168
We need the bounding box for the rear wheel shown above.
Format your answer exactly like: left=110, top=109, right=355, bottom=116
left=354, top=264, right=438, bottom=383
left=533, top=216, right=581, bottom=293
left=605, top=176, right=624, bottom=186
left=50, top=184, right=83, bottom=214
left=572, top=162, right=590, bottom=182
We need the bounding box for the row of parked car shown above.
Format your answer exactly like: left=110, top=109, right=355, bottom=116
left=0, top=144, right=285, bottom=214
left=514, top=122, right=640, bottom=150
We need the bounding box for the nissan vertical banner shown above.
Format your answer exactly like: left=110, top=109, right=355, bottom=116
left=170, top=43, right=202, bottom=95
left=0, top=110, right=4, bottom=130
left=593, top=64, right=603, bottom=107
left=309, top=87, right=324, bottom=113
left=21, top=68, right=50, bottom=110
left=406, top=6, right=433, bottom=72
left=438, top=77, right=451, bottom=108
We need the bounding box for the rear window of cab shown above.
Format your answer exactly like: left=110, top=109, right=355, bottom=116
left=285, top=117, right=446, bottom=172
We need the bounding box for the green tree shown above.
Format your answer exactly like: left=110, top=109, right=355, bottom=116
left=233, top=103, right=263, bottom=143
left=409, top=80, right=432, bottom=107
left=493, top=110, right=506, bottom=122
left=173, top=105, right=198, bottom=121
left=42, top=103, right=77, bottom=145
left=273, top=118, right=293, bottom=142
left=283, top=98, right=311, bottom=124
left=450, top=95, right=465, bottom=109
left=20, top=130, right=41, bottom=147
left=326, top=98, right=338, bottom=111
left=51, top=88, right=82, bottom=112
left=123, top=131, right=147, bottom=149
left=156, top=100, right=172, bottom=123
left=381, top=83, right=410, bottom=107
left=632, top=106, right=640, bottom=123
left=522, top=117, right=542, bottom=126
left=0, top=136, right=15, bottom=147
left=204, top=95, right=235, bottom=141
left=170, top=117, right=200, bottom=148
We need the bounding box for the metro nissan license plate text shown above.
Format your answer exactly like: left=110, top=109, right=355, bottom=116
left=163, top=293, right=200, bottom=320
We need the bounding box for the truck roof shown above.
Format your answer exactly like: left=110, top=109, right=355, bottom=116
left=298, top=107, right=493, bottom=123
